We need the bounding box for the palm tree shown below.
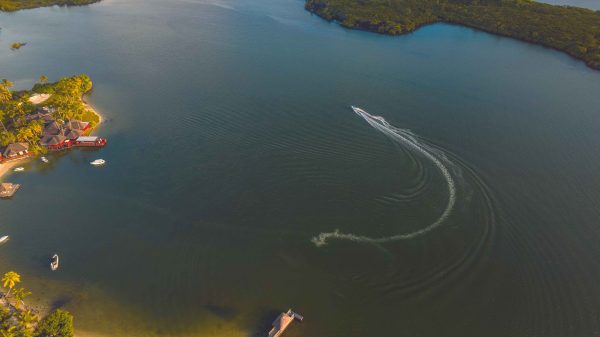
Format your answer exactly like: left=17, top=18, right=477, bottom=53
left=39, top=75, right=48, bottom=84
left=0, top=80, right=13, bottom=89
left=1, top=272, right=20, bottom=297
left=12, top=288, right=31, bottom=309
left=0, top=325, right=15, bottom=337
left=18, top=309, right=37, bottom=327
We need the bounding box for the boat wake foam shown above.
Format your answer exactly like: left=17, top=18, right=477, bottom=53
left=311, top=106, right=456, bottom=247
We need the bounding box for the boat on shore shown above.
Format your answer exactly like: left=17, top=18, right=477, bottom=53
left=90, top=159, right=105, bottom=166
left=268, top=309, right=303, bottom=337
left=50, top=254, right=59, bottom=271
left=0, top=236, right=9, bottom=244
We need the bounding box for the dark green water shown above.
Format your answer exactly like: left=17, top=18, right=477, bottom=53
left=2, top=0, right=600, bottom=336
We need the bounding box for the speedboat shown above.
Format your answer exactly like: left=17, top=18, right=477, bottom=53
left=13, top=167, right=24, bottom=172
left=41, top=156, right=49, bottom=163
left=90, top=159, right=106, bottom=166
left=50, top=254, right=59, bottom=271
left=0, top=236, right=9, bottom=244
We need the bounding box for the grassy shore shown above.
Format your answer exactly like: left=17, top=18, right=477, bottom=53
left=0, top=0, right=100, bottom=11
left=305, top=0, right=600, bottom=70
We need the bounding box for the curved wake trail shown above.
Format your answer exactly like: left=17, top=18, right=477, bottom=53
left=311, top=106, right=456, bottom=247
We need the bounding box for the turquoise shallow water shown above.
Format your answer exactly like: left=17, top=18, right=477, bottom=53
left=1, top=0, right=600, bottom=336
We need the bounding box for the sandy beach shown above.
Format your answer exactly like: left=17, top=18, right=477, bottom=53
left=82, top=89, right=103, bottom=125
left=0, top=158, right=31, bottom=181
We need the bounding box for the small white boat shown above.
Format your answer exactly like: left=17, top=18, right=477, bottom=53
left=90, top=159, right=106, bottom=166
left=0, top=236, right=9, bottom=244
left=50, top=254, right=59, bottom=271
left=41, top=156, right=49, bottom=163
left=13, top=167, right=24, bottom=172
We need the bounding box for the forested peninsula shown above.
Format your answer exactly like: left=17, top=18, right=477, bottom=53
left=0, top=0, right=99, bottom=11
left=305, top=0, right=600, bottom=70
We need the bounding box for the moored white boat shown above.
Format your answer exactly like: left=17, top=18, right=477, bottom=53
left=0, top=236, right=9, bottom=244
left=41, top=156, right=49, bottom=163
left=50, top=254, right=59, bottom=271
left=90, top=159, right=106, bottom=166
left=13, top=167, right=24, bottom=172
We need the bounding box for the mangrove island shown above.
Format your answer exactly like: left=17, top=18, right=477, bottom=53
left=305, top=0, right=600, bottom=70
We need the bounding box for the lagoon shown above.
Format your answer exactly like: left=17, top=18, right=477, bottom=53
left=2, top=0, right=600, bottom=336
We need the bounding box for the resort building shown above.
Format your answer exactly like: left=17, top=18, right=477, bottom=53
left=39, top=119, right=103, bottom=150
left=64, top=129, right=83, bottom=141
left=66, top=120, right=90, bottom=132
left=75, top=136, right=107, bottom=147
left=40, top=135, right=68, bottom=150
left=42, top=121, right=63, bottom=136
left=25, top=106, right=56, bottom=122
left=2, top=143, right=30, bottom=159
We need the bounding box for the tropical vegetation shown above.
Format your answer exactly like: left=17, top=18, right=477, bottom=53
left=0, top=74, right=99, bottom=153
left=0, top=271, right=75, bottom=337
left=305, top=0, right=600, bottom=70
left=0, top=0, right=99, bottom=11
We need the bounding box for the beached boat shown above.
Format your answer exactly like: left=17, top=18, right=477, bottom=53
left=41, top=156, right=49, bottom=163
left=50, top=254, right=59, bottom=271
left=13, top=167, right=24, bottom=172
left=268, top=309, right=303, bottom=337
left=90, top=159, right=106, bottom=166
left=0, top=236, right=9, bottom=244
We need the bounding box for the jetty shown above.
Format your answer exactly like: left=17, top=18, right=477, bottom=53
left=0, top=183, right=20, bottom=198
left=268, top=309, right=303, bottom=337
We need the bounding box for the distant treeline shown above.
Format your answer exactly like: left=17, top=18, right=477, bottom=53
left=305, top=0, right=600, bottom=70
left=0, top=0, right=99, bottom=11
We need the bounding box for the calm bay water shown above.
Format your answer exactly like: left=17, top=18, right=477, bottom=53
left=537, top=0, right=600, bottom=10
left=2, top=0, right=600, bottom=336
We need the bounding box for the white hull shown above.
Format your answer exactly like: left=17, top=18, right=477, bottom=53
left=90, top=159, right=105, bottom=166
left=50, top=254, right=59, bottom=271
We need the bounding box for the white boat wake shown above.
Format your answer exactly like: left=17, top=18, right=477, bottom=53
left=311, top=106, right=457, bottom=247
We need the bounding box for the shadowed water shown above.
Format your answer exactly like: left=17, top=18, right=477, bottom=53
left=1, top=0, right=600, bottom=336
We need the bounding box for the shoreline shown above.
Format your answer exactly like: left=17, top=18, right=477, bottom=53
left=0, top=91, right=103, bottom=182
left=0, top=157, right=32, bottom=182
left=305, top=0, right=600, bottom=71
left=82, top=89, right=104, bottom=125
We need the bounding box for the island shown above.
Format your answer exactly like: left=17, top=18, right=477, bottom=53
left=305, top=0, right=600, bottom=70
left=0, top=0, right=99, bottom=11
left=0, top=74, right=105, bottom=181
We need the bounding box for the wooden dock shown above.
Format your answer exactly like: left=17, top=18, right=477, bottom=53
left=0, top=183, right=20, bottom=198
left=268, top=309, right=303, bottom=337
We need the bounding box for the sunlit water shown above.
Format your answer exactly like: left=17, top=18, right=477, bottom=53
left=536, top=0, right=600, bottom=10
left=1, top=0, right=600, bottom=336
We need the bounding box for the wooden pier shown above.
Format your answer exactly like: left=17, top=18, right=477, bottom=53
left=0, top=183, right=20, bottom=198
left=268, top=309, right=303, bottom=337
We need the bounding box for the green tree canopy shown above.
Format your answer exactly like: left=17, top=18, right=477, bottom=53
left=34, top=310, right=73, bottom=337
